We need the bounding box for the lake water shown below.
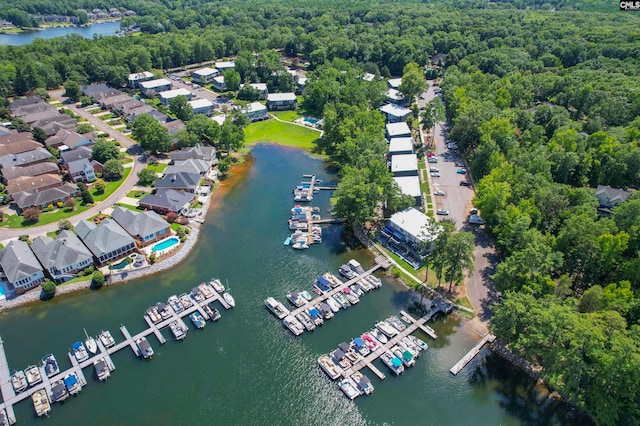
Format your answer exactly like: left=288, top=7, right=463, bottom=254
left=0, top=21, right=121, bottom=46
left=0, top=144, right=587, bottom=425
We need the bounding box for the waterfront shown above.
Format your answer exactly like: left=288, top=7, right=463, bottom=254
left=0, top=144, right=585, bottom=425
left=0, top=21, right=121, bottom=46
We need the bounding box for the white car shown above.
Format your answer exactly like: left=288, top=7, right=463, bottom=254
left=436, top=209, right=450, bottom=215
left=429, top=167, right=439, bottom=172
left=434, top=190, right=446, bottom=196
left=430, top=172, right=441, bottom=177
left=428, top=157, right=438, bottom=163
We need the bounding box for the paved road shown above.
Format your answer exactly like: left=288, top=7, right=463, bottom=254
left=0, top=91, right=145, bottom=241
left=420, top=82, right=500, bottom=322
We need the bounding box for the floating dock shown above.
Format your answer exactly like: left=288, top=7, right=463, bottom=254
left=0, top=284, right=232, bottom=422
left=449, top=333, right=496, bottom=375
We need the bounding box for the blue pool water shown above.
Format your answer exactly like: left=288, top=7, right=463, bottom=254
left=152, top=237, right=180, bottom=252
left=302, top=117, right=320, bottom=125
left=110, top=259, right=130, bottom=270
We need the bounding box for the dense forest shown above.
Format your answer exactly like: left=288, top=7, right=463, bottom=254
left=1, top=1, right=639, bottom=424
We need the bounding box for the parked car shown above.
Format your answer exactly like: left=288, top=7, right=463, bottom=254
left=455, top=161, right=464, bottom=167
left=429, top=167, right=439, bottom=172
left=436, top=209, right=450, bottom=215
left=426, top=152, right=436, bottom=157
left=434, top=190, right=446, bottom=196
left=428, top=157, right=438, bottom=163
left=447, top=143, right=458, bottom=150
left=470, top=208, right=478, bottom=215
left=457, top=168, right=467, bottom=174
left=430, top=172, right=441, bottom=177
left=459, top=180, right=470, bottom=186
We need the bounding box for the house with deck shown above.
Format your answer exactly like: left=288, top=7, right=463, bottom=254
left=31, top=231, right=94, bottom=282
left=76, top=219, right=136, bottom=266
left=0, top=240, right=45, bottom=293
left=380, top=103, right=412, bottom=123
left=111, top=206, right=171, bottom=247
left=242, top=102, right=269, bottom=122
left=140, top=79, right=172, bottom=97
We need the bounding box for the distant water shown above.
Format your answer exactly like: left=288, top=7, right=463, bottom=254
left=0, top=144, right=587, bottom=425
left=0, top=21, right=121, bottom=46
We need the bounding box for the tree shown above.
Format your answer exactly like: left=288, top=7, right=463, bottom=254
left=94, top=179, right=106, bottom=194
left=217, top=156, right=232, bottom=177
left=132, top=114, right=172, bottom=153
left=222, top=69, right=241, bottom=91
left=175, top=129, right=199, bottom=149
left=76, top=123, right=94, bottom=134
left=22, top=207, right=40, bottom=223
left=58, top=219, right=73, bottom=232
left=442, top=231, right=475, bottom=293
left=421, top=97, right=445, bottom=131
left=91, top=270, right=105, bottom=289
left=399, top=62, right=426, bottom=101
left=92, top=139, right=120, bottom=164
left=237, top=85, right=260, bottom=101
left=64, top=79, right=81, bottom=101
left=64, top=197, right=76, bottom=211
left=103, top=159, right=124, bottom=181
left=168, top=95, right=193, bottom=122
left=78, top=182, right=94, bottom=204
left=31, top=127, right=47, bottom=143
left=186, top=114, right=219, bottom=144
left=41, top=280, right=56, bottom=300
left=137, top=168, right=156, bottom=186
left=219, top=120, right=245, bottom=154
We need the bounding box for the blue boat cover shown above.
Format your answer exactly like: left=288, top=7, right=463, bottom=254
left=391, top=357, right=403, bottom=367
left=316, top=276, right=331, bottom=290
left=402, top=350, right=413, bottom=361
left=72, top=341, right=82, bottom=350
left=354, top=337, right=365, bottom=347
left=309, top=309, right=320, bottom=318
left=64, top=374, right=78, bottom=386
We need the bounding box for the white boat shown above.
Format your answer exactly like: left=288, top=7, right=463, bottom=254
left=348, top=259, right=365, bottom=274
left=64, top=372, right=82, bottom=395
left=365, top=274, right=382, bottom=288
left=223, top=292, right=235, bottom=308
left=307, top=307, right=324, bottom=326
left=179, top=292, right=194, bottom=308
left=317, top=302, right=334, bottom=320
left=295, top=312, right=315, bottom=331
left=333, top=292, right=351, bottom=309
left=209, top=278, right=225, bottom=293
left=351, top=371, right=374, bottom=395
left=317, top=354, right=343, bottom=380
left=292, top=241, right=309, bottom=250
left=326, top=297, right=341, bottom=313
left=71, top=341, right=89, bottom=363
left=11, top=370, right=27, bottom=393
left=190, top=286, right=205, bottom=303
left=338, top=378, right=361, bottom=400
left=400, top=311, right=414, bottom=325
left=99, top=330, right=116, bottom=348
left=190, top=312, right=206, bottom=329
left=391, top=345, right=415, bottom=367
left=136, top=337, right=154, bottom=359
left=339, top=264, right=358, bottom=280
left=376, top=321, right=398, bottom=337
left=0, top=409, right=8, bottom=425
left=145, top=306, right=162, bottom=324
left=299, top=290, right=313, bottom=301
left=410, top=335, right=429, bottom=351
left=265, top=297, right=290, bottom=319
left=156, top=303, right=173, bottom=320
left=369, top=328, right=388, bottom=344
left=351, top=337, right=370, bottom=357
left=32, top=389, right=51, bottom=417
left=323, top=273, right=343, bottom=288
left=50, top=379, right=69, bottom=403
left=380, top=351, right=404, bottom=375
left=170, top=321, right=187, bottom=340
left=387, top=316, right=407, bottom=332
left=287, top=292, right=306, bottom=307
left=168, top=295, right=184, bottom=313
left=94, top=358, right=110, bottom=381
left=42, top=354, right=60, bottom=378
left=25, top=364, right=42, bottom=386
left=358, top=278, right=373, bottom=292
left=283, top=315, right=304, bottom=336
left=349, top=284, right=364, bottom=297
left=84, top=329, right=98, bottom=354
left=342, top=288, right=359, bottom=304
left=399, top=338, right=420, bottom=358
left=198, top=282, right=216, bottom=298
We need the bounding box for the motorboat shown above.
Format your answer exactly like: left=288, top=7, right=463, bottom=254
left=362, top=333, right=379, bottom=351
left=198, top=282, right=216, bottom=298
left=400, top=311, right=414, bottom=325
left=136, top=337, right=154, bottom=359
left=287, top=292, right=306, bottom=307
left=168, top=295, right=185, bottom=313
left=209, top=278, right=225, bottom=293
left=11, top=370, right=27, bottom=393
left=64, top=372, right=82, bottom=395
left=295, top=312, right=315, bottom=331
left=317, top=354, right=343, bottom=380
left=342, top=287, right=359, bottom=304
left=42, top=354, right=60, bottom=378
left=350, top=284, right=364, bottom=297
left=339, top=264, right=358, bottom=280
left=179, top=293, right=194, bottom=309
left=380, top=351, right=404, bottom=375
left=375, top=320, right=398, bottom=338
left=369, top=328, right=388, bottom=344
left=333, top=293, right=350, bottom=309
left=208, top=305, right=221, bottom=321
left=25, top=364, right=42, bottom=386
left=265, top=297, right=289, bottom=319
left=190, top=311, right=206, bottom=329
left=190, top=286, right=206, bottom=303
left=348, top=259, right=365, bottom=274
left=358, top=278, right=373, bottom=292
left=387, top=316, right=407, bottom=332
left=223, top=292, right=235, bottom=308
left=391, top=345, right=415, bottom=367
left=307, top=308, right=324, bottom=326
left=322, top=273, right=343, bottom=288
left=145, top=306, right=162, bottom=324
left=351, top=337, right=370, bottom=357
left=170, top=321, right=187, bottom=340
left=338, top=378, right=362, bottom=400
left=99, top=330, right=116, bottom=348
left=291, top=241, right=309, bottom=250
left=0, top=409, right=8, bottom=425
left=299, top=290, right=313, bottom=301
left=351, top=371, right=374, bottom=395
left=71, top=341, right=89, bottom=363
left=410, top=335, right=429, bottom=351
left=315, top=276, right=332, bottom=293
left=94, top=358, right=110, bottom=381
left=326, top=297, right=341, bottom=313
left=365, top=274, right=383, bottom=289
left=283, top=315, right=305, bottom=336
left=32, top=389, right=51, bottom=417
left=156, top=303, right=173, bottom=320
left=399, top=337, right=420, bottom=358
left=50, top=379, right=69, bottom=403
left=330, top=349, right=351, bottom=370
left=84, top=329, right=98, bottom=354
left=317, top=302, right=334, bottom=320
left=337, top=342, right=360, bottom=364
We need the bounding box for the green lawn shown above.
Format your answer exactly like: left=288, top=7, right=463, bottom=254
left=146, top=163, right=168, bottom=173
left=113, top=203, right=143, bottom=212
left=272, top=110, right=301, bottom=122
left=127, top=190, right=150, bottom=198
left=245, top=119, right=320, bottom=150
left=94, top=168, right=131, bottom=202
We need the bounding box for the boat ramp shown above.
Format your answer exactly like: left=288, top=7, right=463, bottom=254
left=449, top=333, right=496, bottom=375
left=0, top=282, right=233, bottom=423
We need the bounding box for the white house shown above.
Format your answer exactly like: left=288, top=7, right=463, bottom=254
left=385, top=122, right=411, bottom=140
left=388, top=207, right=439, bottom=245
left=388, top=78, right=402, bottom=89
left=139, top=79, right=172, bottom=97
left=266, top=93, right=297, bottom=111
left=188, top=99, right=214, bottom=116
left=212, top=76, right=227, bottom=92
left=243, top=102, right=269, bottom=122
left=247, top=83, right=268, bottom=100
left=393, top=176, right=422, bottom=206
left=159, top=88, right=193, bottom=105
left=388, top=137, right=414, bottom=156
left=380, top=103, right=412, bottom=123
left=386, top=88, right=409, bottom=106
left=128, top=71, right=154, bottom=89
left=192, top=67, right=220, bottom=84
left=391, top=154, right=418, bottom=177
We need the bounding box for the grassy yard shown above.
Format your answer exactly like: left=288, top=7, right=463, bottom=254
left=113, top=202, right=143, bottom=212
left=127, top=190, right=150, bottom=198
left=272, top=110, right=301, bottom=122
left=146, top=163, right=168, bottom=174
left=245, top=119, right=320, bottom=150
left=94, top=168, right=131, bottom=202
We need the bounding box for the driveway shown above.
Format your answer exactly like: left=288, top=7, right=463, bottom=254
left=420, top=82, right=500, bottom=322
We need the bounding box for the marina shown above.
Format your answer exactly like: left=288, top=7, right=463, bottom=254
left=0, top=281, right=234, bottom=422
left=449, top=333, right=496, bottom=375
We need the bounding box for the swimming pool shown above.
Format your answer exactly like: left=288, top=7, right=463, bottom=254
left=110, top=259, right=130, bottom=270
left=152, top=237, right=180, bottom=252
left=302, top=116, right=320, bottom=125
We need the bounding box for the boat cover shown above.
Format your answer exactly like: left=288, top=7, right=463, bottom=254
left=71, top=341, right=82, bottom=350
left=95, top=360, right=106, bottom=370
left=332, top=349, right=345, bottom=360
left=359, top=375, right=371, bottom=385
left=320, top=303, right=331, bottom=312
left=316, top=277, right=332, bottom=290
left=338, top=342, right=350, bottom=351
left=402, top=350, right=413, bottom=361
left=63, top=375, right=77, bottom=387
left=353, top=337, right=365, bottom=347
left=391, top=357, right=403, bottom=367
left=309, top=309, right=320, bottom=318
left=343, top=287, right=351, bottom=294
left=52, top=383, right=65, bottom=395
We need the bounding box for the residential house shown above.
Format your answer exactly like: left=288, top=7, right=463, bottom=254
left=111, top=206, right=171, bottom=247
left=76, top=219, right=136, bottom=266
left=92, top=89, right=124, bottom=103
left=46, top=129, right=94, bottom=151
left=0, top=240, right=45, bottom=293
left=128, top=71, right=155, bottom=88
left=19, top=107, right=60, bottom=125
left=148, top=110, right=170, bottom=124
left=0, top=147, right=52, bottom=169
left=188, top=99, right=214, bottom=116
left=170, top=145, right=216, bottom=163
left=67, top=158, right=97, bottom=183
left=0, top=132, right=37, bottom=147
left=391, top=154, right=418, bottom=177
left=159, top=88, right=193, bottom=105
left=164, top=159, right=210, bottom=176
left=31, top=231, right=93, bottom=282
left=138, top=188, right=195, bottom=215
left=596, top=185, right=633, bottom=212
left=154, top=172, right=200, bottom=193
left=242, top=102, right=268, bottom=122
left=379, top=207, right=439, bottom=268
left=140, top=79, right=172, bottom=97
left=388, top=137, right=414, bottom=156
left=266, top=93, right=297, bottom=111
left=247, top=83, right=268, bottom=100
left=431, top=53, right=447, bottom=67
left=125, top=105, right=156, bottom=123
left=60, top=146, right=92, bottom=165
left=12, top=183, right=78, bottom=211
left=114, top=99, right=146, bottom=116
left=162, top=119, right=186, bottom=136
left=32, top=115, right=77, bottom=136
left=212, top=76, right=227, bottom=92
left=214, top=61, right=235, bottom=72
left=386, top=88, right=409, bottom=106
left=387, top=78, right=402, bottom=89
left=1, top=162, right=59, bottom=182
left=8, top=96, right=42, bottom=111
left=385, top=122, right=411, bottom=140
left=362, top=73, right=376, bottom=82
left=0, top=138, right=42, bottom=157
left=380, top=103, right=412, bottom=123
left=6, top=173, right=63, bottom=196
left=192, top=67, right=220, bottom=84
left=100, top=94, right=135, bottom=110
left=393, top=176, right=422, bottom=206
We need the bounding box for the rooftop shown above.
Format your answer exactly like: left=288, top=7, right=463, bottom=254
left=388, top=137, right=414, bottom=153
left=391, top=154, right=418, bottom=174
left=389, top=208, right=439, bottom=243
left=380, top=103, right=412, bottom=117
left=267, top=92, right=297, bottom=102
left=393, top=176, right=421, bottom=197
left=386, top=122, right=411, bottom=138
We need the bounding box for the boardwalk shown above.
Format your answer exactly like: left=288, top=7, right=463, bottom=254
left=449, top=333, right=496, bottom=375
left=0, top=287, right=231, bottom=422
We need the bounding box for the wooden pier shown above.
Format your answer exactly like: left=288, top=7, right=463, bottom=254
left=0, top=286, right=231, bottom=423
left=449, top=333, right=496, bottom=375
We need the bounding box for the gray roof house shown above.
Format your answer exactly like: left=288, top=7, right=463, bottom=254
left=164, top=159, right=210, bottom=176
left=67, top=158, right=97, bottom=183
left=0, top=147, right=53, bottom=169
left=596, top=185, right=633, bottom=211
left=46, top=129, right=95, bottom=150
left=1, top=162, right=59, bottom=182
left=76, top=219, right=136, bottom=265
left=170, top=145, right=216, bottom=163
left=111, top=206, right=171, bottom=246
left=61, top=146, right=92, bottom=164
left=139, top=189, right=195, bottom=214
left=0, top=240, right=45, bottom=293
left=12, top=183, right=79, bottom=211
left=8, top=96, right=42, bottom=111
left=154, top=172, right=200, bottom=192
left=31, top=231, right=94, bottom=282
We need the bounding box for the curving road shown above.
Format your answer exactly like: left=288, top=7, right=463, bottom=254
left=0, top=90, right=145, bottom=241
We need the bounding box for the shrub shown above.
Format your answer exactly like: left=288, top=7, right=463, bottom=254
left=149, top=253, right=156, bottom=264
left=65, top=197, right=76, bottom=211
left=94, top=179, right=106, bottom=194
left=41, top=280, right=57, bottom=299
left=57, top=201, right=64, bottom=208
left=166, top=212, right=178, bottom=223
left=18, top=235, right=29, bottom=242
left=91, top=270, right=105, bottom=288
left=22, top=207, right=40, bottom=223
left=58, top=219, right=74, bottom=232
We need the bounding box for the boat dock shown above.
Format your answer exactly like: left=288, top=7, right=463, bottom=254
left=449, top=333, right=496, bottom=375
left=0, top=285, right=232, bottom=423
